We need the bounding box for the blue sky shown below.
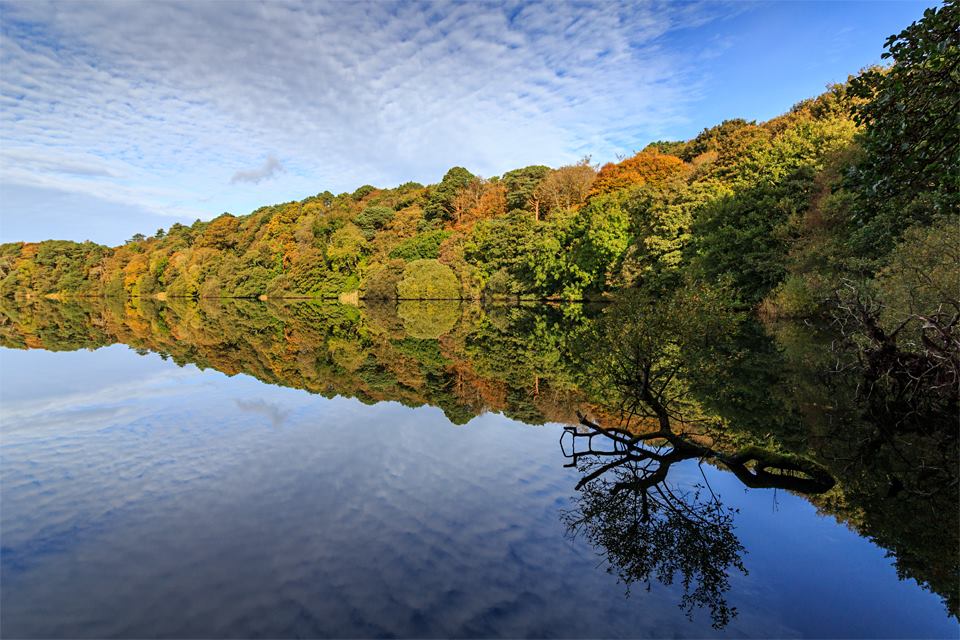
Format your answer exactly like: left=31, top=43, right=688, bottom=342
left=0, top=0, right=937, bottom=246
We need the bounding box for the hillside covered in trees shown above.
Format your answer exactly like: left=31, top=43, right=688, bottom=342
left=1, top=4, right=957, bottom=322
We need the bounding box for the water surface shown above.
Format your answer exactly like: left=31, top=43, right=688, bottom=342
left=1, top=299, right=956, bottom=638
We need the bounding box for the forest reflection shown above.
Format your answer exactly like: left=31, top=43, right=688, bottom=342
left=1, top=296, right=956, bottom=624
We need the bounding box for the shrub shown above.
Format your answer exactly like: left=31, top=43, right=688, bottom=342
left=397, top=259, right=460, bottom=299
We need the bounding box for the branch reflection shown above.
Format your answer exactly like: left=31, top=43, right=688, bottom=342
left=560, top=415, right=835, bottom=630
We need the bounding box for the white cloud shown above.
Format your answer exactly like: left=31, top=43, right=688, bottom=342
left=0, top=0, right=735, bottom=231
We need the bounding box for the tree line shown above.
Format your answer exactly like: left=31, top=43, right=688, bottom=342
left=1, top=2, right=956, bottom=377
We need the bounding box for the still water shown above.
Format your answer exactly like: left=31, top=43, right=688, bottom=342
left=0, top=299, right=956, bottom=638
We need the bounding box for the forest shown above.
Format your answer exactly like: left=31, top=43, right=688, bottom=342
left=1, top=5, right=956, bottom=447
left=2, top=5, right=956, bottom=321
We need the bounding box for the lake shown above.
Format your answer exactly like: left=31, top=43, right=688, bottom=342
left=1, top=298, right=956, bottom=638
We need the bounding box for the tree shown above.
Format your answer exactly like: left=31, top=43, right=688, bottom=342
left=354, top=206, right=395, bottom=239
left=424, top=167, right=476, bottom=221
left=590, top=150, right=688, bottom=197
left=567, top=193, right=632, bottom=294
left=449, top=176, right=485, bottom=224
left=388, top=230, right=451, bottom=261
left=613, top=181, right=721, bottom=292
left=532, top=160, right=596, bottom=219
left=829, top=216, right=959, bottom=418
left=352, top=184, right=377, bottom=201
left=501, top=165, right=551, bottom=213
left=464, top=210, right=537, bottom=282
left=326, top=224, right=367, bottom=272
left=679, top=119, right=757, bottom=161
left=396, top=259, right=460, bottom=299
left=361, top=259, right=406, bottom=300
left=689, top=186, right=792, bottom=304
left=195, top=214, right=239, bottom=250
left=643, top=140, right=688, bottom=156
left=847, top=1, right=960, bottom=255
left=468, top=180, right=507, bottom=223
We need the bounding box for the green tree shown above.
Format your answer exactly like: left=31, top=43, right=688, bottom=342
left=464, top=211, right=537, bottom=281
left=566, top=193, right=632, bottom=294
left=397, top=259, right=460, bottom=299
left=424, top=167, right=476, bottom=221
left=362, top=259, right=405, bottom=300
left=354, top=206, right=395, bottom=239
left=689, top=187, right=792, bottom=304
left=847, top=1, right=960, bottom=256
left=352, top=184, right=377, bottom=200
left=501, top=165, right=551, bottom=212
left=388, top=230, right=451, bottom=261
left=326, top=224, right=368, bottom=272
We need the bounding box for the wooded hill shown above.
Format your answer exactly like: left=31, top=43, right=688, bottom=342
left=1, top=3, right=956, bottom=321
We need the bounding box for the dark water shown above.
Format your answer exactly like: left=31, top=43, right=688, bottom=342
left=0, top=299, right=956, bottom=638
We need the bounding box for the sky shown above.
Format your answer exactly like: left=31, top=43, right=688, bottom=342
left=0, top=0, right=938, bottom=246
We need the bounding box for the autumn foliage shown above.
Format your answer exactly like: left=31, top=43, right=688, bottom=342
left=590, top=151, right=689, bottom=197
left=1, top=7, right=956, bottom=310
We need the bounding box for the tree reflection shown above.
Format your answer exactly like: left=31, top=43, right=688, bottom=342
left=561, top=284, right=836, bottom=628
left=4, top=294, right=954, bottom=618
left=768, top=320, right=960, bottom=618
left=561, top=422, right=745, bottom=629
left=560, top=413, right=836, bottom=629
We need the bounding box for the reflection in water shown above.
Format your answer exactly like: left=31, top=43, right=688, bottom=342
left=0, top=297, right=603, bottom=427
left=575, top=286, right=957, bottom=622
left=235, top=398, right=291, bottom=427
left=561, top=423, right=747, bottom=629
left=1, top=295, right=957, bottom=636
left=560, top=410, right=834, bottom=628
